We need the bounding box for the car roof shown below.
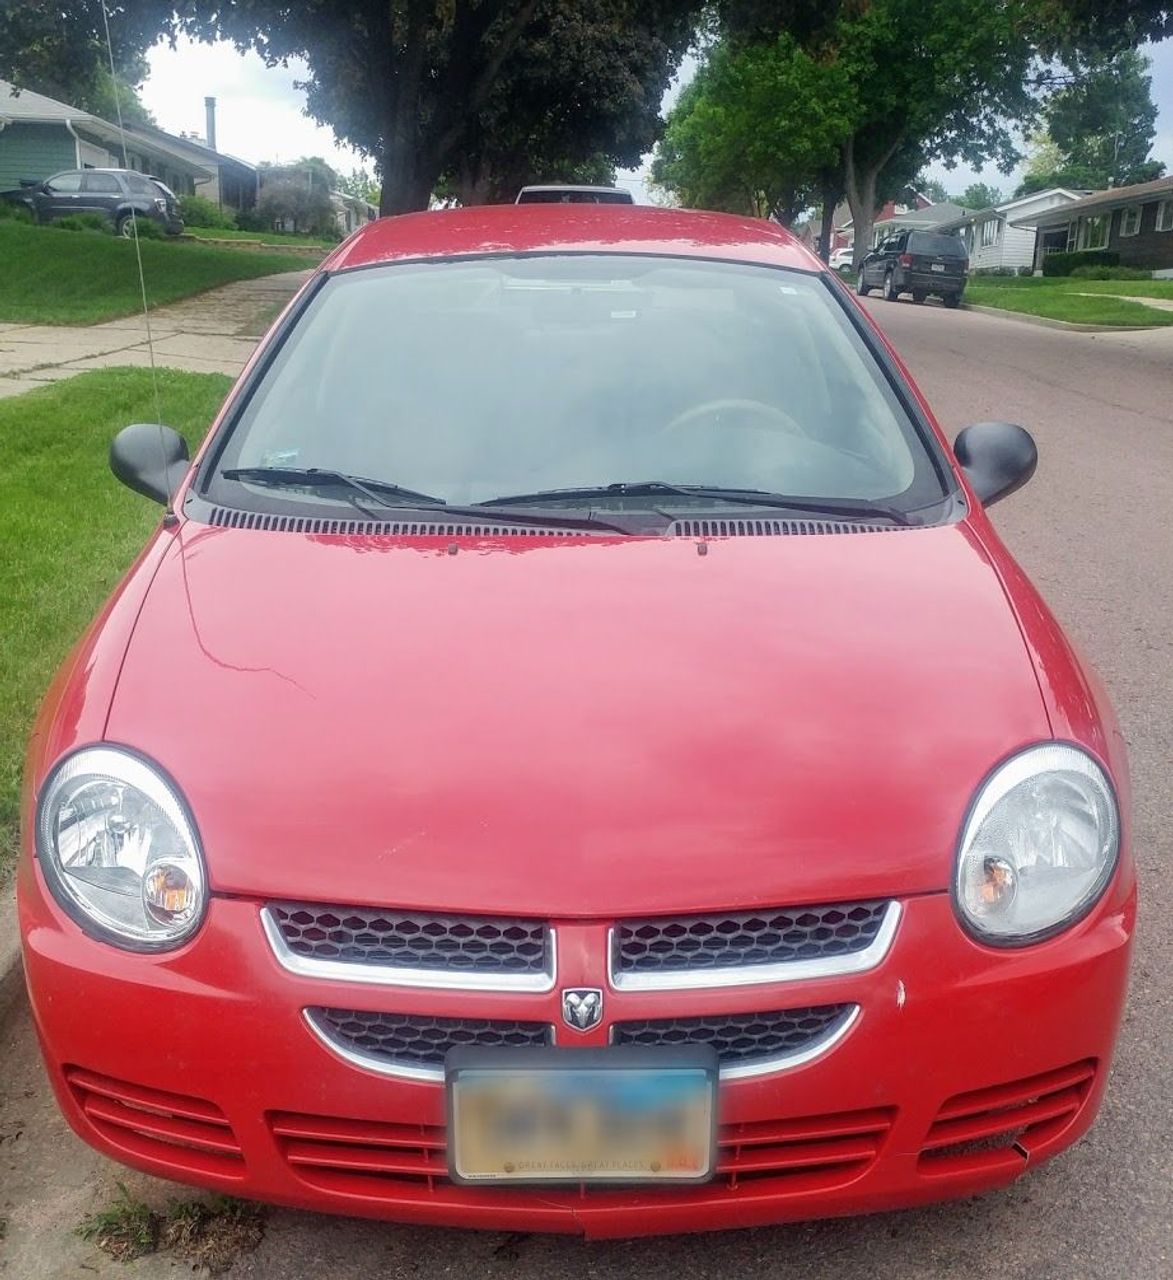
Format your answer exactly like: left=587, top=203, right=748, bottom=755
left=518, top=184, right=631, bottom=194
left=327, top=206, right=821, bottom=273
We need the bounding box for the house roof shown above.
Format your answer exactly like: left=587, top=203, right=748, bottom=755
left=1013, top=176, right=1173, bottom=229
left=0, top=79, right=210, bottom=179
left=873, top=201, right=968, bottom=230
left=120, top=122, right=256, bottom=173
left=934, top=188, right=1086, bottom=233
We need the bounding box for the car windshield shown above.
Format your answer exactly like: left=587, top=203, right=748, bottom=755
left=909, top=233, right=967, bottom=259
left=208, top=254, right=948, bottom=515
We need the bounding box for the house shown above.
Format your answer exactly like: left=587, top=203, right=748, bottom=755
left=934, top=188, right=1085, bottom=272
left=835, top=195, right=967, bottom=251
left=0, top=80, right=209, bottom=196
left=121, top=99, right=258, bottom=215
left=1011, top=175, right=1173, bottom=274
left=330, top=190, right=378, bottom=236
left=865, top=200, right=968, bottom=248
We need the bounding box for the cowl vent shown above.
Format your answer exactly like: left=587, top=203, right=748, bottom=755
left=204, top=507, right=575, bottom=538
left=670, top=517, right=905, bottom=537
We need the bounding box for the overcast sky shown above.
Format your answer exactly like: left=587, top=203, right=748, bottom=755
left=139, top=35, right=1173, bottom=203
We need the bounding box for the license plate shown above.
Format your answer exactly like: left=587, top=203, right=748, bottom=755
left=931, top=263, right=946, bottom=272
left=447, top=1046, right=718, bottom=1184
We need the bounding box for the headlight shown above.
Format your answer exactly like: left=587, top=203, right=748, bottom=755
left=36, top=747, right=206, bottom=951
left=954, top=743, right=1119, bottom=946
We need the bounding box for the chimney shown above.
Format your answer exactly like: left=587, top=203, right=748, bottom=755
left=204, top=96, right=217, bottom=152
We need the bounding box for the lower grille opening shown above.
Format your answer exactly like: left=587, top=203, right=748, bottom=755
left=269, top=1104, right=895, bottom=1199
left=919, top=1059, right=1096, bottom=1176
left=66, top=1066, right=244, bottom=1179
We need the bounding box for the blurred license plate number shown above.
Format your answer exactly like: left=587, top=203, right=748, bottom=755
left=931, top=263, right=946, bottom=272
left=450, top=1068, right=715, bottom=1183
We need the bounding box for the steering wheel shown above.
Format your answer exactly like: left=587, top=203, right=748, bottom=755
left=662, top=397, right=807, bottom=439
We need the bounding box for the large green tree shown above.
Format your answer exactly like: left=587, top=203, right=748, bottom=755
left=0, top=1, right=165, bottom=101
left=178, top=1, right=699, bottom=214
left=651, top=34, right=855, bottom=224
left=1042, top=50, right=1165, bottom=188
left=446, top=0, right=695, bottom=205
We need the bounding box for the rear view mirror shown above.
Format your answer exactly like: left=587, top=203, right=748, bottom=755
left=953, top=422, right=1037, bottom=507
left=110, top=423, right=190, bottom=505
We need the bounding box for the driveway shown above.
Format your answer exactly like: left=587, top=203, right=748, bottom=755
left=0, top=270, right=310, bottom=398
left=2, top=299, right=1171, bottom=1278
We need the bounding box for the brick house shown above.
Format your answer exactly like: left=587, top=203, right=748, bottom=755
left=1012, top=175, right=1173, bottom=274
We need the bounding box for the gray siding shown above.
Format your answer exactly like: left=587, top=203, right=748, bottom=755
left=0, top=122, right=75, bottom=190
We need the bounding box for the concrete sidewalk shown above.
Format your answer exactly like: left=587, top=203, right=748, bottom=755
left=0, top=270, right=310, bottom=399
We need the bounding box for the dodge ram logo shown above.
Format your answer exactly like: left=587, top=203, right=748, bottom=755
left=561, top=988, right=603, bottom=1032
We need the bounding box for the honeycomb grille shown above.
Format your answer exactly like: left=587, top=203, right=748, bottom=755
left=615, top=901, right=890, bottom=973
left=269, top=902, right=548, bottom=973
left=309, top=1008, right=551, bottom=1069
left=613, top=1005, right=853, bottom=1065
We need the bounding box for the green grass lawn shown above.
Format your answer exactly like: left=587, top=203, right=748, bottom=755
left=0, top=223, right=306, bottom=326
left=0, top=368, right=230, bottom=874
left=965, top=275, right=1173, bottom=326
left=184, top=226, right=337, bottom=249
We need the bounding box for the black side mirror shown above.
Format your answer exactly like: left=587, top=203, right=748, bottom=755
left=953, top=422, right=1037, bottom=507
left=110, top=423, right=190, bottom=505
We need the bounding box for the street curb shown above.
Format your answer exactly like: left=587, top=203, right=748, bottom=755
left=0, top=876, right=25, bottom=1029
left=962, top=303, right=1161, bottom=333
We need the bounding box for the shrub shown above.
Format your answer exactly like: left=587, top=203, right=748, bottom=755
left=129, top=217, right=165, bottom=239
left=1068, top=264, right=1154, bottom=280
left=255, top=178, right=337, bottom=237
left=1017, top=265, right=1034, bottom=277
left=177, top=194, right=236, bottom=229
left=0, top=200, right=34, bottom=224
left=53, top=213, right=111, bottom=233
left=1042, top=249, right=1120, bottom=277
left=972, top=265, right=1019, bottom=276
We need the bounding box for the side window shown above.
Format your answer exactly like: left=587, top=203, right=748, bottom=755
left=126, top=174, right=157, bottom=196
left=45, top=172, right=82, bottom=194
left=83, top=172, right=123, bottom=194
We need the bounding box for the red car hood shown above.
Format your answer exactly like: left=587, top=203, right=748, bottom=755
left=106, top=522, right=1048, bottom=916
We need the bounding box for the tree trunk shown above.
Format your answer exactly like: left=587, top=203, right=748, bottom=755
left=817, top=173, right=842, bottom=263
left=378, top=129, right=438, bottom=215
left=843, top=137, right=879, bottom=269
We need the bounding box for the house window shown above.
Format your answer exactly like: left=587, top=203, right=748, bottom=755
left=1077, top=214, right=1109, bottom=251
left=978, top=217, right=1001, bottom=248
left=1157, top=200, right=1173, bottom=233
left=1119, top=206, right=1142, bottom=237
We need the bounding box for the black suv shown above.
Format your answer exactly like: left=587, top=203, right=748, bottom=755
left=856, top=230, right=968, bottom=307
left=1, top=168, right=184, bottom=236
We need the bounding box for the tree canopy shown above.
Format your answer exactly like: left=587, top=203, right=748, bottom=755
left=1041, top=50, right=1165, bottom=189
left=651, top=34, right=854, bottom=223
left=957, top=182, right=1005, bottom=210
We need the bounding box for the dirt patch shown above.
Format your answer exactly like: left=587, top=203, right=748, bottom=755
left=80, top=1191, right=266, bottom=1274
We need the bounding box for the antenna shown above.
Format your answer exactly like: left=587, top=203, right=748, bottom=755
left=99, top=0, right=172, bottom=516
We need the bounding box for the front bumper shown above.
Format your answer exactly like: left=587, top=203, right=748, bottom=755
left=18, top=858, right=1134, bottom=1238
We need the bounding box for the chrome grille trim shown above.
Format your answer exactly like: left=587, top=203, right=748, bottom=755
left=608, top=901, right=901, bottom=991
left=261, top=908, right=557, bottom=993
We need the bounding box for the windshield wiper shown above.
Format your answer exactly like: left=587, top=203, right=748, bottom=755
left=220, top=466, right=644, bottom=535
left=481, top=481, right=913, bottom=526
left=222, top=466, right=445, bottom=510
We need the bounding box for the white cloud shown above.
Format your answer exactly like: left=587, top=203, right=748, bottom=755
left=140, top=36, right=367, bottom=174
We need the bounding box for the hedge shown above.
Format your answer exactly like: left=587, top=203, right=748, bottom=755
left=1042, top=250, right=1120, bottom=277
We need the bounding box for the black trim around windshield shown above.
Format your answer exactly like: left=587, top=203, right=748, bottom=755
left=189, top=250, right=963, bottom=526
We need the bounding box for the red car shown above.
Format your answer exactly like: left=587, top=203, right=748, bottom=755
left=19, top=207, right=1134, bottom=1237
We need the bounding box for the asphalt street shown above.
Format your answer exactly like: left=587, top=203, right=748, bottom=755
left=2, top=299, right=1170, bottom=1278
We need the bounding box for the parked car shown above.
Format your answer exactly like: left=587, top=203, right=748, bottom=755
left=0, top=167, right=183, bottom=236
left=829, top=245, right=854, bottom=273
left=20, top=206, right=1133, bottom=1238
left=516, top=183, right=634, bottom=204
left=856, top=229, right=968, bottom=306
